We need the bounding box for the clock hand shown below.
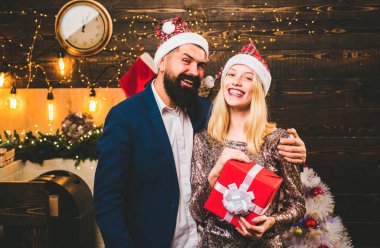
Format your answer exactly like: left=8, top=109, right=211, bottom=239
left=81, top=14, right=91, bottom=33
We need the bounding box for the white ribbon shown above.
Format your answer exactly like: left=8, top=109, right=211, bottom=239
left=214, top=164, right=265, bottom=222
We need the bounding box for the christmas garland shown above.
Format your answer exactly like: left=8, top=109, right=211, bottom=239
left=0, top=113, right=102, bottom=166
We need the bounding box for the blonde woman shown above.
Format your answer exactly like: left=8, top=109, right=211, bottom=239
left=189, top=42, right=305, bottom=247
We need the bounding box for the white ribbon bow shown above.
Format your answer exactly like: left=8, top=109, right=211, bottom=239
left=222, top=183, right=255, bottom=216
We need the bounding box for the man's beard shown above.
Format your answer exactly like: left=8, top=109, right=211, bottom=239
left=163, top=72, right=201, bottom=110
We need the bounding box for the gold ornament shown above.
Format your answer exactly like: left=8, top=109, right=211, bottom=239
left=295, top=227, right=303, bottom=236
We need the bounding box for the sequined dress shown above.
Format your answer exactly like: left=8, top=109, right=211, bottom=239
left=189, top=128, right=305, bottom=248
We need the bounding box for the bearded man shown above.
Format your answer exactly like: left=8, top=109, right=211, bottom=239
left=94, top=17, right=306, bottom=248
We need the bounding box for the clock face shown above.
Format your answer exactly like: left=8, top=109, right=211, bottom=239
left=60, top=5, right=105, bottom=49
left=55, top=0, right=112, bottom=56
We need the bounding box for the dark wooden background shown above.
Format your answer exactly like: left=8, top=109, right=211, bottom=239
left=1, top=0, right=380, bottom=247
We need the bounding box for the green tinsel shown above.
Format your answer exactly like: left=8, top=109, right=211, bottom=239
left=0, top=127, right=102, bottom=166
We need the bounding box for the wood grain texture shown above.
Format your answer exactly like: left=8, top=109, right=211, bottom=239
left=0, top=182, right=49, bottom=248
left=0, top=0, right=379, bottom=246
left=0, top=182, right=48, bottom=226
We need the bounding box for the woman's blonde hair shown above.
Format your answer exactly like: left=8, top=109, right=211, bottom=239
left=207, top=70, right=276, bottom=154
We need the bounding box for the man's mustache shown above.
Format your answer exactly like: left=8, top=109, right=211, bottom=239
left=176, top=73, right=201, bottom=88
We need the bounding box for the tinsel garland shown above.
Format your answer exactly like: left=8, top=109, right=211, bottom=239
left=0, top=127, right=102, bottom=166
left=282, top=166, right=353, bottom=248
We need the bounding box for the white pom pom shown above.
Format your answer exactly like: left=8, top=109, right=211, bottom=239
left=204, top=75, right=215, bottom=89
left=162, top=21, right=176, bottom=35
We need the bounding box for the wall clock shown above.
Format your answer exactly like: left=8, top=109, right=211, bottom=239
left=55, top=0, right=113, bottom=56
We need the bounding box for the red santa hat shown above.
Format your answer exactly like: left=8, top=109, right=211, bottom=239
left=119, top=52, right=157, bottom=98
left=221, top=41, right=271, bottom=95
left=153, top=17, right=209, bottom=70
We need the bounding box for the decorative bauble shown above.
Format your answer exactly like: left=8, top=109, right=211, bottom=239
left=61, top=112, right=95, bottom=142
left=318, top=245, right=329, bottom=248
left=304, top=217, right=318, bottom=229
left=295, top=227, right=303, bottom=236
left=311, top=186, right=324, bottom=197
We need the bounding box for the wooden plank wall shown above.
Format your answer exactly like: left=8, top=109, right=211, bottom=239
left=0, top=182, right=49, bottom=248
left=1, top=0, right=379, bottom=246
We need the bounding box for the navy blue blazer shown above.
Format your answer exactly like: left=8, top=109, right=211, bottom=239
left=94, top=83, right=211, bottom=248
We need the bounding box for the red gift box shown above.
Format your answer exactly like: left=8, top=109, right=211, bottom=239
left=204, top=160, right=283, bottom=228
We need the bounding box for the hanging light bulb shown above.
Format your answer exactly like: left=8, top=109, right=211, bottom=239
left=0, top=62, right=8, bottom=88
left=47, top=87, right=54, bottom=121
left=88, top=87, right=98, bottom=113
left=58, top=51, right=65, bottom=76
left=8, top=85, right=19, bottom=110
left=0, top=72, right=5, bottom=88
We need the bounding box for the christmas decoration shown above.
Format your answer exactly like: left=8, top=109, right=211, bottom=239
left=61, top=112, right=95, bottom=142
left=311, top=186, right=324, bottom=198
left=119, top=52, right=157, bottom=97
left=318, top=245, right=329, bottom=248
left=304, top=217, right=318, bottom=229
left=0, top=113, right=102, bottom=166
left=283, top=166, right=353, bottom=247
left=153, top=16, right=209, bottom=69
left=294, top=227, right=303, bottom=236
left=222, top=41, right=271, bottom=95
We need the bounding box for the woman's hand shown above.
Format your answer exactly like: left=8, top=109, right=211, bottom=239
left=277, top=128, right=307, bottom=164
left=208, top=148, right=250, bottom=188
left=236, top=216, right=275, bottom=239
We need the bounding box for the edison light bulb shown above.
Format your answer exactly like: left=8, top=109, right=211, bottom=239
left=48, top=101, right=54, bottom=121
left=89, top=98, right=98, bottom=113
left=59, top=58, right=65, bottom=76
left=0, top=72, right=5, bottom=87
left=57, top=51, right=65, bottom=76
left=88, top=87, right=98, bottom=113
left=9, top=95, right=18, bottom=109
left=8, top=86, right=19, bottom=110
left=47, top=88, right=54, bottom=121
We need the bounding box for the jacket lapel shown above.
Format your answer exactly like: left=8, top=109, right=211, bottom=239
left=142, top=83, right=176, bottom=168
left=187, top=98, right=206, bottom=134
left=187, top=108, right=199, bottom=135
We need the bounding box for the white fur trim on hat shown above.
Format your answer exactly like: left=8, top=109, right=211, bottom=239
left=153, top=32, right=209, bottom=70
left=221, top=54, right=271, bottom=95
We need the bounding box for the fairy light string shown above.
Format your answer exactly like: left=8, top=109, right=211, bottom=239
left=0, top=5, right=319, bottom=88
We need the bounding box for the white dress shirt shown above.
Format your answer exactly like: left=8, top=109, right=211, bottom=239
left=151, top=82, right=198, bottom=248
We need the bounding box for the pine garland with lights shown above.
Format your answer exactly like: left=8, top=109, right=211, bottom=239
left=282, top=165, right=353, bottom=248
left=0, top=113, right=102, bottom=166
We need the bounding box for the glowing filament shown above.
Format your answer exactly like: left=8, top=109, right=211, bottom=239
left=48, top=102, right=54, bottom=121
left=0, top=72, right=4, bottom=87
left=9, top=95, right=18, bottom=109
left=89, top=98, right=98, bottom=113
left=59, top=58, right=65, bottom=76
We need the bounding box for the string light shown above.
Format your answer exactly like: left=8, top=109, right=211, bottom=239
left=0, top=6, right=320, bottom=100
left=47, top=87, right=54, bottom=121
